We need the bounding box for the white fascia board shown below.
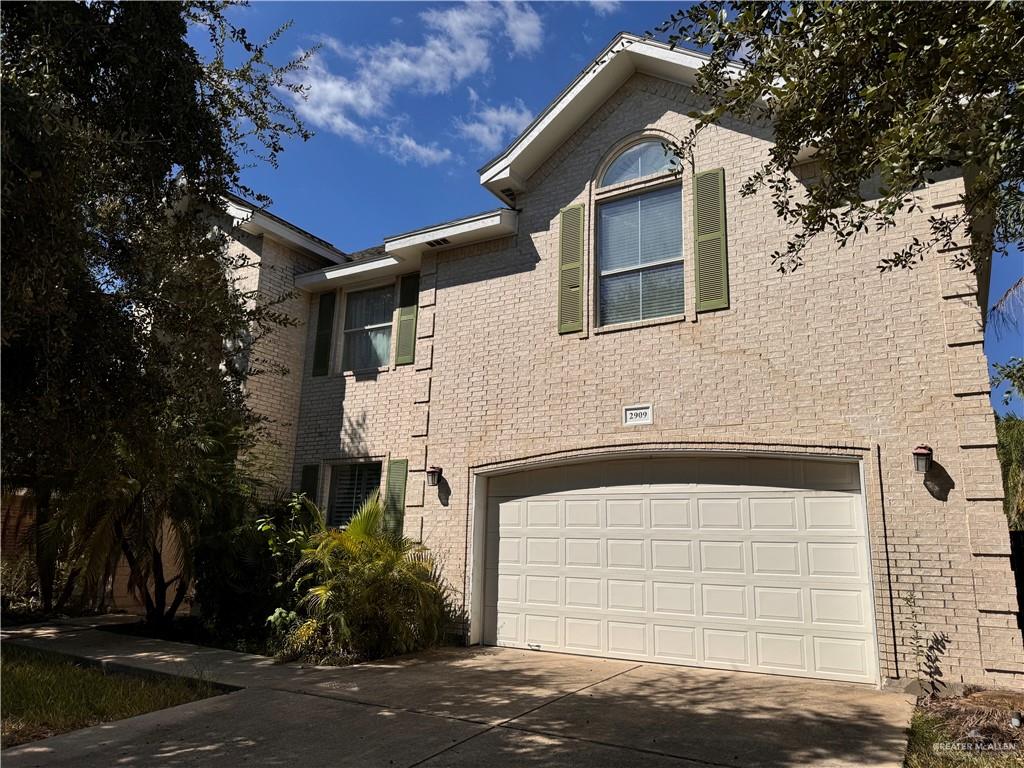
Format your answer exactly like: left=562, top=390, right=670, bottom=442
left=479, top=35, right=710, bottom=202
left=384, top=209, right=518, bottom=259
left=294, top=256, right=405, bottom=292
left=226, top=199, right=345, bottom=264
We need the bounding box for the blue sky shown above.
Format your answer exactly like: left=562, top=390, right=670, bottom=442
left=208, top=1, right=1023, bottom=415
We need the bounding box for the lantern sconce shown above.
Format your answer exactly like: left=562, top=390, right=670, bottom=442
left=426, top=466, right=443, bottom=487
left=913, top=445, right=933, bottom=474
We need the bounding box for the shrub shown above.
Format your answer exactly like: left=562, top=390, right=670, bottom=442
left=193, top=492, right=324, bottom=648
left=282, top=492, right=454, bottom=662
left=997, top=415, right=1024, bottom=530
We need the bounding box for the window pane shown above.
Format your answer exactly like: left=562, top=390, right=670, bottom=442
left=342, top=327, right=392, bottom=370
left=638, top=141, right=675, bottom=178
left=639, top=186, right=682, bottom=265
left=328, top=462, right=382, bottom=527
left=600, top=271, right=641, bottom=325
left=344, top=285, right=393, bottom=330
left=641, top=262, right=684, bottom=319
left=600, top=141, right=676, bottom=187
left=598, top=196, right=639, bottom=272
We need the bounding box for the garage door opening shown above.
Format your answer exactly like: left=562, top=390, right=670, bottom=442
left=478, top=455, right=878, bottom=684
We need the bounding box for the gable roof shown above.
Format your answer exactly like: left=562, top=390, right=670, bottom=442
left=479, top=33, right=711, bottom=205
left=225, top=193, right=347, bottom=264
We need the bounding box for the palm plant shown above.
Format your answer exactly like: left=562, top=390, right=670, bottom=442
left=283, top=491, right=453, bottom=662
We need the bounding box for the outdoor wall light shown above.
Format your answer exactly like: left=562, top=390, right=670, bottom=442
left=426, top=466, right=443, bottom=487
left=913, top=445, right=933, bottom=474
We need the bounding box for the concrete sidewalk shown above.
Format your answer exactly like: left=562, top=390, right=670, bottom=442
left=2, top=620, right=915, bottom=768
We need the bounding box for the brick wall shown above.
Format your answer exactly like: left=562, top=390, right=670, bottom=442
left=231, top=232, right=326, bottom=497
left=290, top=72, right=1021, bottom=687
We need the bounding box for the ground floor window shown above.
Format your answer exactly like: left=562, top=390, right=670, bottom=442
left=327, top=461, right=382, bottom=527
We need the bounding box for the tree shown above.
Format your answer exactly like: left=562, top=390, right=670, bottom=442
left=996, top=416, right=1024, bottom=530
left=1, top=1, right=311, bottom=621
left=651, top=2, right=1023, bottom=275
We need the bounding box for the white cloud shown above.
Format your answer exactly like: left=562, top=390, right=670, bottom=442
left=383, top=131, right=453, bottom=166
left=501, top=2, right=543, bottom=56
left=455, top=99, right=533, bottom=153
left=289, top=2, right=543, bottom=165
left=578, top=0, right=622, bottom=16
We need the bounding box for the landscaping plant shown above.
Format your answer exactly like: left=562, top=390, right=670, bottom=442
left=281, top=492, right=454, bottom=663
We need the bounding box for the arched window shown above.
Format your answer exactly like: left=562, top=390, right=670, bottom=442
left=599, top=140, right=676, bottom=187
left=595, top=141, right=683, bottom=326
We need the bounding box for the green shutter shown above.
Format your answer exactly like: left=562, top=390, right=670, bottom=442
left=558, top=204, right=585, bottom=333
left=384, top=458, right=408, bottom=535
left=299, top=464, right=320, bottom=501
left=394, top=274, right=419, bottom=366
left=312, top=292, right=336, bottom=376
left=693, top=168, right=729, bottom=312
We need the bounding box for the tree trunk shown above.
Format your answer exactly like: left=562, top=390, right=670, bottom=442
left=33, top=483, right=55, bottom=612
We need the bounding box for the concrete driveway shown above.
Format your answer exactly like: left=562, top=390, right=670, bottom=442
left=3, top=637, right=914, bottom=768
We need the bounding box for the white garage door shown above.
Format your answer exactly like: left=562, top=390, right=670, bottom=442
left=483, top=459, right=878, bottom=684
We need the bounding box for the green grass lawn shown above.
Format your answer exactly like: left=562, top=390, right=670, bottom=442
left=905, top=710, right=1024, bottom=768
left=1, top=644, right=220, bottom=749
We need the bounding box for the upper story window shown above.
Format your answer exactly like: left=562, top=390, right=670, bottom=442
left=597, top=184, right=684, bottom=325
left=342, top=284, right=394, bottom=371
left=599, top=140, right=676, bottom=187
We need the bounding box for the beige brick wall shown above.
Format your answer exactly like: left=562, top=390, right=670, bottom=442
left=290, top=73, right=1021, bottom=688
left=231, top=232, right=326, bottom=497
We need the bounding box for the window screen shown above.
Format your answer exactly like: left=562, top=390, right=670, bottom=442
left=341, top=285, right=394, bottom=371
left=327, top=462, right=382, bottom=527
left=598, top=185, right=684, bottom=325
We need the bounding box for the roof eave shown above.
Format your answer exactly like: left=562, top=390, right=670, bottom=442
left=478, top=34, right=712, bottom=205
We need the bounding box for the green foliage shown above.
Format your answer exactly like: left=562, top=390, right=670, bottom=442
left=993, top=357, right=1024, bottom=407
left=1, top=645, right=218, bottom=748
left=1, top=2, right=312, bottom=618
left=282, top=492, right=454, bottom=663
left=996, top=416, right=1024, bottom=530
left=652, top=2, right=1023, bottom=274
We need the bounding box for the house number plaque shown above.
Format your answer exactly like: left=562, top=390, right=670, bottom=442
left=622, top=404, right=653, bottom=426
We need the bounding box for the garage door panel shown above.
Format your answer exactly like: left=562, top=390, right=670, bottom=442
left=697, top=498, right=743, bottom=529
left=804, top=497, right=861, bottom=533
left=487, top=477, right=877, bottom=684
left=749, top=498, right=799, bottom=530
left=703, top=628, right=749, bottom=664
left=608, top=621, right=647, bottom=655
left=565, top=577, right=602, bottom=608
left=701, top=584, right=748, bottom=619
left=525, top=537, right=560, bottom=566
left=751, top=542, right=801, bottom=575
left=565, top=618, right=602, bottom=651
left=756, top=632, right=807, bottom=671
left=652, top=582, right=695, bottom=615
left=607, top=499, right=644, bottom=528
left=754, top=586, right=804, bottom=622
left=607, top=579, right=646, bottom=611
left=650, top=499, right=691, bottom=528
left=651, top=539, right=694, bottom=570
left=565, top=500, right=601, bottom=528
left=566, top=538, right=601, bottom=567
left=526, top=500, right=559, bottom=528
left=807, top=542, right=866, bottom=578
left=699, top=541, right=746, bottom=573
left=607, top=539, right=645, bottom=568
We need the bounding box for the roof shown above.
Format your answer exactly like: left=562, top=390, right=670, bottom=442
left=345, top=244, right=387, bottom=264
left=479, top=33, right=713, bottom=205
left=384, top=209, right=517, bottom=259
left=225, top=193, right=347, bottom=264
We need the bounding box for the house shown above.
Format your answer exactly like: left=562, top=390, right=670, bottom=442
left=238, top=34, right=1022, bottom=689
